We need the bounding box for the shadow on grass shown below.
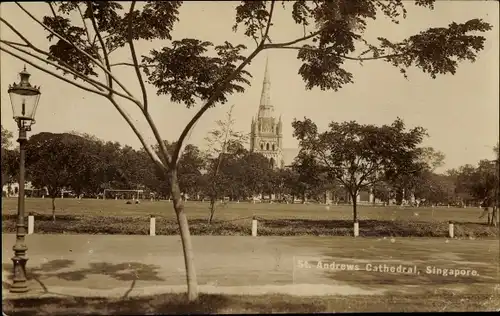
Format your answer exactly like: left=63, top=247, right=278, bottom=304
left=2, top=259, right=164, bottom=299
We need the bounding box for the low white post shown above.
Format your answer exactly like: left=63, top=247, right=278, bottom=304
left=28, top=214, right=34, bottom=235
left=251, top=217, right=258, bottom=237
left=448, top=221, right=454, bottom=238
left=150, top=215, right=156, bottom=236
left=354, top=221, right=359, bottom=237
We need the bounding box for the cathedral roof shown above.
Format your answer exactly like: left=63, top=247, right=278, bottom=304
left=257, top=56, right=274, bottom=118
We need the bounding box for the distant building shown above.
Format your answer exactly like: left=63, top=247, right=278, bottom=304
left=250, top=58, right=284, bottom=169
left=2, top=182, right=48, bottom=198
left=247, top=58, right=387, bottom=205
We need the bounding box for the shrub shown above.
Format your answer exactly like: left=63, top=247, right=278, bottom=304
left=1, top=214, right=498, bottom=238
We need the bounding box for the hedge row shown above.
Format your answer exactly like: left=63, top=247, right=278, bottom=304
left=2, top=213, right=498, bottom=238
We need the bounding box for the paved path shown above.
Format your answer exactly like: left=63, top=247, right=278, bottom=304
left=2, top=234, right=499, bottom=299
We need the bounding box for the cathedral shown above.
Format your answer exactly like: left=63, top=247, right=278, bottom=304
left=247, top=58, right=381, bottom=205
left=250, top=58, right=285, bottom=169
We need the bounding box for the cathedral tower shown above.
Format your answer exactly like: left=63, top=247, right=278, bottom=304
left=250, top=57, right=284, bottom=169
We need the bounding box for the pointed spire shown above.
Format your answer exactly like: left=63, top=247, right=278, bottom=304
left=258, top=55, right=273, bottom=118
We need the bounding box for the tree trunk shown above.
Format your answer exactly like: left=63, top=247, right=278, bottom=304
left=208, top=196, right=216, bottom=224
left=493, top=206, right=498, bottom=227
left=51, top=197, right=56, bottom=222
left=351, top=193, right=358, bottom=223
left=170, top=169, right=198, bottom=301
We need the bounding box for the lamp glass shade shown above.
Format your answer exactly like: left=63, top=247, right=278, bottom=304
left=8, top=68, right=41, bottom=122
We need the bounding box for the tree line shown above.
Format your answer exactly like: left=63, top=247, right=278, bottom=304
left=2, top=120, right=498, bottom=223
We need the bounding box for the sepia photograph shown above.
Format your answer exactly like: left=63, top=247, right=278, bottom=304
left=1, top=0, right=499, bottom=314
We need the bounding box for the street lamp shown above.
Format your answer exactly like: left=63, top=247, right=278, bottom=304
left=7, top=66, right=41, bottom=293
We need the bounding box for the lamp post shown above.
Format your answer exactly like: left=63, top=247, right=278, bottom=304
left=7, top=66, right=41, bottom=293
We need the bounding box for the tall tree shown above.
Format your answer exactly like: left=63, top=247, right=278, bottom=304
left=454, top=160, right=498, bottom=225
left=290, top=151, right=327, bottom=203
left=205, top=104, right=248, bottom=223
left=1, top=125, right=13, bottom=148
left=1, top=126, right=18, bottom=190
left=26, top=132, right=99, bottom=221
left=0, top=1, right=491, bottom=300
left=293, top=117, right=427, bottom=222
left=386, top=146, right=446, bottom=205
left=177, top=144, right=206, bottom=199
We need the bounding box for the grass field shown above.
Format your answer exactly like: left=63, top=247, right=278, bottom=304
left=2, top=198, right=498, bottom=237
left=0, top=197, right=490, bottom=221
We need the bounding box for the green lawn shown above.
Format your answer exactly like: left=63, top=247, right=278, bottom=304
left=0, top=197, right=488, bottom=222
left=2, top=198, right=496, bottom=237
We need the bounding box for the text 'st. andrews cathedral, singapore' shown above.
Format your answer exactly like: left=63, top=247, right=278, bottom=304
left=250, top=58, right=285, bottom=169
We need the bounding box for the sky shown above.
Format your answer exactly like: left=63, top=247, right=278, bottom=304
left=1, top=1, right=499, bottom=173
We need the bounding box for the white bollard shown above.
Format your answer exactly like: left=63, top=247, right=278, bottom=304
left=448, top=221, right=454, bottom=238
left=150, top=216, right=156, bottom=236
left=251, top=217, right=258, bottom=237
left=28, top=214, right=34, bottom=235
left=354, top=221, right=359, bottom=237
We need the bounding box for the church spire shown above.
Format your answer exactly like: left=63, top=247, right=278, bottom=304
left=258, top=56, right=273, bottom=118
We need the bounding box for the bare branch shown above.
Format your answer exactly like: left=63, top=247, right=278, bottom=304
left=0, top=17, right=34, bottom=47
left=110, top=62, right=157, bottom=68
left=264, top=44, right=407, bottom=61
left=1, top=40, right=139, bottom=103
left=15, top=2, right=107, bottom=70
left=107, top=96, right=165, bottom=170
left=86, top=1, right=113, bottom=91
left=172, top=44, right=264, bottom=166
left=1, top=40, right=28, bottom=47
left=127, top=1, right=149, bottom=112
left=171, top=0, right=277, bottom=166
left=356, top=163, right=379, bottom=188
left=143, top=111, right=173, bottom=167
left=264, top=29, right=322, bottom=49
left=0, top=45, right=107, bottom=96
left=76, top=4, right=93, bottom=46
left=15, top=2, right=136, bottom=100
left=263, top=0, right=275, bottom=43
left=1, top=40, right=104, bottom=92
